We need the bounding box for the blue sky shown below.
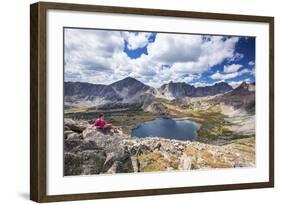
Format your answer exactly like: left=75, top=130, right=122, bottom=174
left=64, top=28, right=255, bottom=88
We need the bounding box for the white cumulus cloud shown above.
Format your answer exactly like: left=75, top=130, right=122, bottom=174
left=64, top=28, right=244, bottom=87
left=122, top=32, right=153, bottom=50
left=211, top=69, right=251, bottom=80
left=248, top=61, right=255, bottom=66
left=223, top=64, right=243, bottom=73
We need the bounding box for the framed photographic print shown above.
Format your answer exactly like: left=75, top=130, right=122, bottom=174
left=30, top=1, right=274, bottom=202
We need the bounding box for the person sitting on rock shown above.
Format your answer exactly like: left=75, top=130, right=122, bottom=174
left=93, top=112, right=116, bottom=129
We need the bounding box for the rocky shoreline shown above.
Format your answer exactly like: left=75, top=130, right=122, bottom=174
left=64, top=118, right=255, bottom=176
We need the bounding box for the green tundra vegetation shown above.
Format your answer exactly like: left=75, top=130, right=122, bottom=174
left=65, top=99, right=253, bottom=145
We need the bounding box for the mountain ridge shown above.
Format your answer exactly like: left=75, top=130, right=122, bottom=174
left=64, top=77, right=254, bottom=107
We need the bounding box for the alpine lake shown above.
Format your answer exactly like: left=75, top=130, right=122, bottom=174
left=132, top=117, right=200, bottom=141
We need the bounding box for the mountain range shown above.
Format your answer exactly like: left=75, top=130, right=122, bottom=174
left=64, top=77, right=254, bottom=108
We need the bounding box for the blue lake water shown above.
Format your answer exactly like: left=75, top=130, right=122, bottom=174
left=132, top=118, right=199, bottom=141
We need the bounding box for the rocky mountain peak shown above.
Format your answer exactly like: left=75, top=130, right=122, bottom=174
left=214, top=82, right=230, bottom=86
left=111, top=76, right=144, bottom=86
left=110, top=77, right=145, bottom=90
left=109, top=77, right=149, bottom=100
left=239, top=81, right=248, bottom=88
left=232, top=81, right=255, bottom=94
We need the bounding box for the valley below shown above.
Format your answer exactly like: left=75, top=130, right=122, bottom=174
left=64, top=77, right=256, bottom=175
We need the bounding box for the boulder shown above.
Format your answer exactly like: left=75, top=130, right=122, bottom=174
left=131, top=156, right=140, bottom=172
left=64, top=139, right=83, bottom=152
left=178, top=153, right=192, bottom=170
left=64, top=127, right=135, bottom=175
left=81, top=150, right=107, bottom=175
left=102, top=152, right=116, bottom=172
left=67, top=132, right=83, bottom=140
left=64, top=118, right=90, bottom=133
left=154, top=142, right=162, bottom=151
left=70, top=140, right=100, bottom=152
left=64, top=152, right=83, bottom=176
left=82, top=128, right=128, bottom=154
left=64, top=130, right=73, bottom=139
left=106, top=161, right=122, bottom=174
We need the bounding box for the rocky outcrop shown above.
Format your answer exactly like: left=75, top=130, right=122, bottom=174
left=64, top=118, right=90, bottom=133
left=64, top=119, right=255, bottom=176
left=64, top=127, right=135, bottom=175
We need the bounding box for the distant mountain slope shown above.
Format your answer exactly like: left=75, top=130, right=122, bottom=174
left=64, top=77, right=238, bottom=107
left=194, top=82, right=233, bottom=97
left=65, top=82, right=120, bottom=100
left=64, top=82, right=121, bottom=107
left=159, top=82, right=195, bottom=99
left=211, top=82, right=255, bottom=113
left=159, top=81, right=233, bottom=99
